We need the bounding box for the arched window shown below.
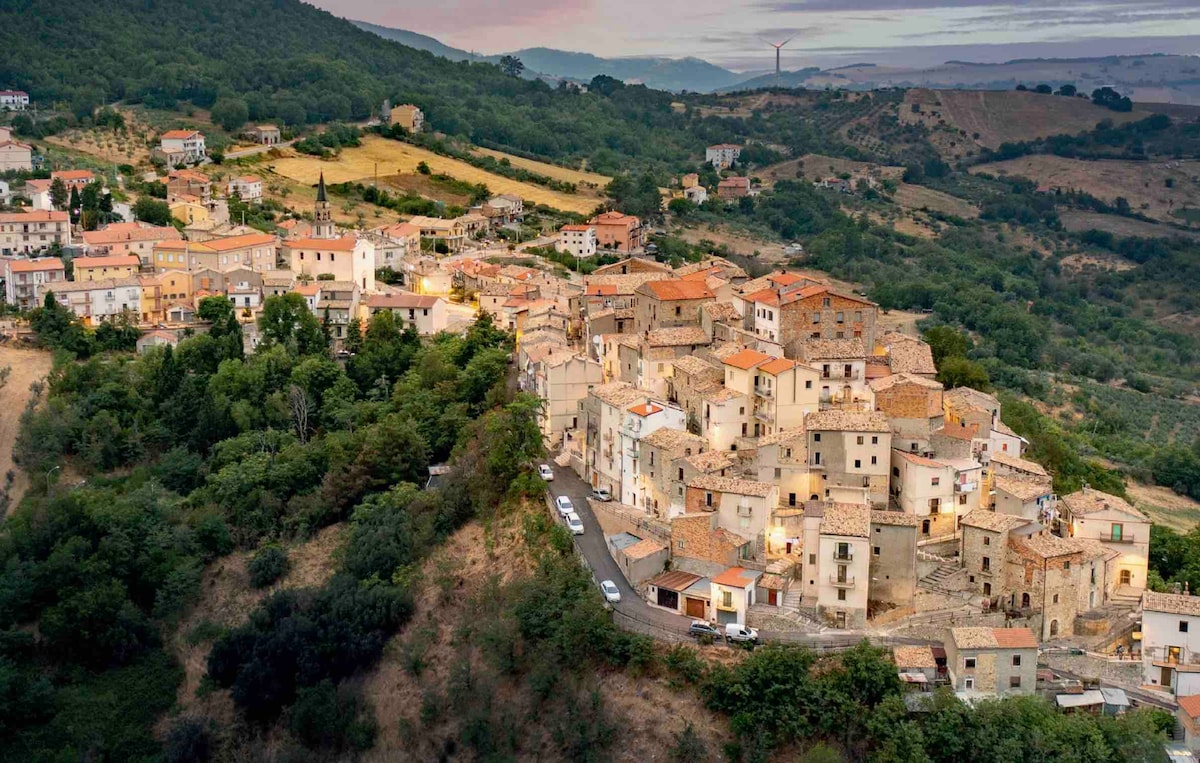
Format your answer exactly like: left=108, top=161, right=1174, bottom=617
left=1049, top=619, right=1059, bottom=637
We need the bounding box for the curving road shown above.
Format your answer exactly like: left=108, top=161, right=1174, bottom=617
left=544, top=461, right=933, bottom=650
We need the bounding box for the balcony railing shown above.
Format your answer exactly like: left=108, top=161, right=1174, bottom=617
left=627, top=448, right=640, bottom=460
left=754, top=385, right=773, bottom=398
left=754, top=409, right=772, bottom=422
left=1107, top=534, right=1136, bottom=544
left=832, top=550, right=853, bottom=563
left=829, top=575, right=856, bottom=588
left=1147, top=646, right=1200, bottom=667
left=955, top=481, right=978, bottom=493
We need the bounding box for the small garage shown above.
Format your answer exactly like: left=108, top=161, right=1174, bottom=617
left=647, top=570, right=702, bottom=616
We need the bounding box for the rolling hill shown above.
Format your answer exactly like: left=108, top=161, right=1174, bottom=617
left=0, top=0, right=707, bottom=174
left=351, top=20, right=752, bottom=93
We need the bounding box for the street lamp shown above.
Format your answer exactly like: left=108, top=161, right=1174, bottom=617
left=46, top=465, right=60, bottom=494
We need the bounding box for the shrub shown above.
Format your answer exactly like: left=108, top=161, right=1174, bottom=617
left=247, top=545, right=290, bottom=588
left=164, top=717, right=213, bottom=763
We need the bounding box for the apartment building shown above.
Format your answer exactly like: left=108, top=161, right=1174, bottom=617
left=0, top=210, right=71, bottom=255
left=891, top=451, right=982, bottom=539
left=4, top=257, right=65, bottom=308
left=802, top=502, right=872, bottom=629
left=805, top=410, right=892, bottom=506
left=721, top=349, right=820, bottom=438
left=1059, top=487, right=1150, bottom=592
left=684, top=475, right=778, bottom=558
left=620, top=400, right=687, bottom=508
left=286, top=235, right=376, bottom=292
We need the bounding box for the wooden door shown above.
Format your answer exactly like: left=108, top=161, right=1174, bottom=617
left=685, top=597, right=705, bottom=619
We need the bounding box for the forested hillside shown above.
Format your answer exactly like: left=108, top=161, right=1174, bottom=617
left=0, top=0, right=702, bottom=172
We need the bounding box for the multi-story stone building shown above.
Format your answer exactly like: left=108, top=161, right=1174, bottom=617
left=945, top=627, right=1038, bottom=696
left=805, top=410, right=892, bottom=506
left=1059, top=487, right=1150, bottom=592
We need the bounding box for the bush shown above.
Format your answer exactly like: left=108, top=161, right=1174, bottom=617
left=165, top=717, right=213, bottom=763
left=289, top=679, right=377, bottom=751
left=247, top=545, right=290, bottom=588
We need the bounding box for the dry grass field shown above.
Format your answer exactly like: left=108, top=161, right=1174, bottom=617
left=269, top=136, right=601, bottom=214
left=470, top=147, right=611, bottom=194
left=0, top=346, right=55, bottom=509
left=761, top=153, right=905, bottom=185
left=902, top=89, right=1146, bottom=151
left=894, top=183, right=979, bottom=218
left=1059, top=210, right=1200, bottom=240
left=971, top=155, right=1200, bottom=224
left=1129, top=482, right=1200, bottom=533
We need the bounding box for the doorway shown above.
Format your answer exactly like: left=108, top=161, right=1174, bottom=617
left=1120, top=569, right=1132, bottom=586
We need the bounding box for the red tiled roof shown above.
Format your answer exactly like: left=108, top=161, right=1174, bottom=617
left=759, top=358, right=796, bottom=375
left=643, top=279, right=713, bottom=301
left=723, top=348, right=772, bottom=370
left=711, top=567, right=756, bottom=589
left=1180, top=695, right=1200, bottom=720
left=628, top=402, right=664, bottom=417
left=287, top=236, right=357, bottom=252
left=51, top=170, right=95, bottom=181
left=161, top=129, right=201, bottom=139
left=366, top=293, right=440, bottom=309
left=744, top=287, right=779, bottom=306
left=991, top=628, right=1038, bottom=649
left=7, top=258, right=64, bottom=273
left=202, top=233, right=277, bottom=252
left=74, top=254, right=140, bottom=269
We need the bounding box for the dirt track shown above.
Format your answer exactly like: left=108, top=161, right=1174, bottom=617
left=0, top=345, right=55, bottom=509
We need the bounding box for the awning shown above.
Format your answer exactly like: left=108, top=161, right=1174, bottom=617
left=1099, top=688, right=1130, bottom=707
left=1056, top=690, right=1104, bottom=708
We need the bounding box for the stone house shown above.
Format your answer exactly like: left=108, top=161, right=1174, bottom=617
left=871, top=373, right=945, bottom=454
left=869, top=510, right=922, bottom=615
left=803, top=502, right=872, bottom=629
left=994, top=474, right=1056, bottom=523
left=1006, top=532, right=1113, bottom=640
left=670, top=512, right=753, bottom=578
left=639, top=427, right=708, bottom=518
left=711, top=567, right=761, bottom=626
left=1059, top=487, right=1149, bottom=592
left=805, top=410, right=892, bottom=507
left=634, top=279, right=715, bottom=334
left=945, top=627, right=1038, bottom=696
left=684, top=475, right=778, bottom=558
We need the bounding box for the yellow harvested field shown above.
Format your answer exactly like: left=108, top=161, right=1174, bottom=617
left=270, top=136, right=601, bottom=214
left=470, top=147, right=611, bottom=192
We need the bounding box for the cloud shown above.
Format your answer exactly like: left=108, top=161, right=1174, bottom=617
left=316, top=0, right=594, bottom=39
left=758, top=0, right=1200, bottom=11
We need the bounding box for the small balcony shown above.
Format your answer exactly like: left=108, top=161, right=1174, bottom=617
left=1106, top=533, right=1136, bottom=544
left=955, top=481, right=978, bottom=493
left=832, top=550, right=853, bottom=563
left=754, top=385, right=773, bottom=398
left=626, top=447, right=640, bottom=460
left=829, top=575, right=856, bottom=588
left=754, top=409, right=772, bottom=423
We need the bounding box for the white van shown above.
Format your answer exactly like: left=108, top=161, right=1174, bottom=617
left=724, top=624, right=759, bottom=644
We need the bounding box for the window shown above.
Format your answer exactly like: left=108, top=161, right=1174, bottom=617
left=854, top=459, right=861, bottom=469
left=1052, top=594, right=1059, bottom=604
left=805, top=380, right=812, bottom=389
left=873, top=546, right=880, bottom=556
left=823, top=297, right=831, bottom=307
left=1111, top=523, right=1123, bottom=542
left=1012, top=655, right=1022, bottom=667
left=931, top=477, right=940, bottom=486
left=982, top=557, right=990, bottom=572
left=893, top=467, right=900, bottom=477
left=809, top=553, right=816, bottom=565
left=857, top=435, right=864, bottom=445
left=983, top=536, right=990, bottom=546
left=837, top=589, right=846, bottom=601
left=964, top=658, right=976, bottom=670
left=789, top=493, right=796, bottom=506
left=1009, top=676, right=1021, bottom=689
left=812, top=313, right=820, bottom=324
left=678, top=468, right=684, bottom=480
left=814, top=452, right=821, bottom=465
left=1064, top=561, right=1070, bottom=570
left=871, top=456, right=877, bottom=465
left=964, top=677, right=975, bottom=690
left=705, top=492, right=713, bottom=507
left=871, top=436, right=878, bottom=445
left=1182, top=621, right=1190, bottom=633
left=676, top=540, right=685, bottom=550
left=774, top=468, right=781, bottom=478
left=814, top=433, right=821, bottom=442
left=675, top=306, right=681, bottom=316
left=721, top=591, right=732, bottom=608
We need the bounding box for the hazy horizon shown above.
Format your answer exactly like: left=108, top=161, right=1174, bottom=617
left=314, top=0, right=1200, bottom=71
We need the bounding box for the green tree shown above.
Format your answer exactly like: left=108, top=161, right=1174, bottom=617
left=211, top=97, right=249, bottom=132
left=48, top=177, right=68, bottom=210
left=937, top=356, right=990, bottom=391
left=258, top=293, right=326, bottom=356
left=132, top=197, right=172, bottom=226
left=499, top=55, right=525, bottom=78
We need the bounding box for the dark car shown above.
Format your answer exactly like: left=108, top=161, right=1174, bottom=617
left=688, top=621, right=721, bottom=640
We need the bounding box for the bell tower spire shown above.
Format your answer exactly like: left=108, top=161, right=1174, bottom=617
left=313, top=171, right=334, bottom=239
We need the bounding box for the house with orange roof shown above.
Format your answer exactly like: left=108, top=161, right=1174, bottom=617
left=46, top=277, right=142, bottom=326
left=946, top=627, right=1037, bottom=696
left=634, top=278, right=715, bottom=334
left=717, top=176, right=751, bottom=200
left=368, top=222, right=421, bottom=269
left=73, top=253, right=140, bottom=282
left=892, top=449, right=983, bottom=538
left=156, top=129, right=206, bottom=166
left=589, top=211, right=643, bottom=252
left=80, top=222, right=181, bottom=262
left=710, top=567, right=761, bottom=625
left=362, top=292, right=447, bottom=335
left=227, top=175, right=263, bottom=203
left=276, top=218, right=312, bottom=241
left=556, top=224, right=597, bottom=259
left=721, top=349, right=820, bottom=438
left=285, top=235, right=375, bottom=292
left=4, top=256, right=65, bottom=307
left=50, top=169, right=97, bottom=191
left=742, top=278, right=879, bottom=358
left=185, top=232, right=279, bottom=273
left=619, top=398, right=686, bottom=508
left=0, top=209, right=71, bottom=256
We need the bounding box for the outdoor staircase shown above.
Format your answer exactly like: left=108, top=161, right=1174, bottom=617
left=1109, top=585, right=1142, bottom=606
left=918, top=564, right=962, bottom=596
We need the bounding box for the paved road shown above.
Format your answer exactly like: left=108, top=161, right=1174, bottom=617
left=544, top=461, right=934, bottom=649
left=225, top=140, right=296, bottom=160
left=545, top=461, right=691, bottom=634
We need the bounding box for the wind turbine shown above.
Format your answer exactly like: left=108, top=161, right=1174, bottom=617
left=769, top=38, right=793, bottom=76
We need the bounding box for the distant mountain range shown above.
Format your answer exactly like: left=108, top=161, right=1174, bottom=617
left=351, top=20, right=753, bottom=93
left=351, top=20, right=1200, bottom=104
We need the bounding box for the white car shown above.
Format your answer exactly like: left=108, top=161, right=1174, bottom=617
left=565, top=511, right=585, bottom=535
left=600, top=580, right=621, bottom=604
left=538, top=464, right=554, bottom=481
left=555, top=495, right=574, bottom=516
left=591, top=487, right=612, bottom=502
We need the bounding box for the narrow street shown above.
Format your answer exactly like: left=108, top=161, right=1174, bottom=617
left=543, top=461, right=934, bottom=649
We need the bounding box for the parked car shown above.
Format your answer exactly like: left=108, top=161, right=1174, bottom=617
left=724, top=624, right=759, bottom=644
left=565, top=512, right=585, bottom=535
left=591, top=487, right=612, bottom=502
left=555, top=495, right=574, bottom=516
left=688, top=621, right=721, bottom=640
left=538, top=464, right=554, bottom=481
left=600, top=580, right=621, bottom=603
